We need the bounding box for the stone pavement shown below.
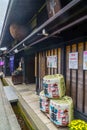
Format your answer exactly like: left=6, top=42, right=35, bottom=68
left=0, top=79, right=21, bottom=130
left=5, top=77, right=69, bottom=130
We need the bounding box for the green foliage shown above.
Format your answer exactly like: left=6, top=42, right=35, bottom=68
left=1, top=78, right=9, bottom=86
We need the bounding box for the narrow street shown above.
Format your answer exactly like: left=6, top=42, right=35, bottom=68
left=0, top=1, right=87, bottom=130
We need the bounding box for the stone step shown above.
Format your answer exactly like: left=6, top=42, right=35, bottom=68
left=4, top=86, right=18, bottom=103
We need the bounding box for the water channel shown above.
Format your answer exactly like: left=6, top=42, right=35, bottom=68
left=1, top=78, right=33, bottom=130
left=11, top=102, right=31, bottom=130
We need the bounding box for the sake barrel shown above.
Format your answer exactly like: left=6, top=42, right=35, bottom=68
left=43, top=74, right=65, bottom=98
left=49, top=96, right=74, bottom=126
left=9, top=23, right=28, bottom=41
left=39, top=91, right=49, bottom=113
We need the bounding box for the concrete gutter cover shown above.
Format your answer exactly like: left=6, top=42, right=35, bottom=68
left=4, top=86, right=18, bottom=103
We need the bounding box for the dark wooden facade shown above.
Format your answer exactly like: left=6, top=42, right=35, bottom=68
left=35, top=38, right=87, bottom=120
left=65, top=41, right=87, bottom=120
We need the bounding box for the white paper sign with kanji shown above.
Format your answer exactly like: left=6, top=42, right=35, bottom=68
left=69, top=52, right=78, bottom=69
left=83, top=51, right=87, bottom=70
left=47, top=55, right=57, bottom=68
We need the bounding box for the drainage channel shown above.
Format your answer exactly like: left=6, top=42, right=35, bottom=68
left=4, top=87, right=32, bottom=130
left=4, top=87, right=33, bottom=130
left=11, top=102, right=31, bottom=130
left=1, top=78, right=33, bottom=130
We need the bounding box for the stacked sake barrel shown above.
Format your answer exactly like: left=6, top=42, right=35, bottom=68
left=40, top=91, right=49, bottom=113
left=39, top=74, right=73, bottom=127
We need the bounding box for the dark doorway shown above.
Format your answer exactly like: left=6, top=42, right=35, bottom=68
left=25, top=54, right=35, bottom=84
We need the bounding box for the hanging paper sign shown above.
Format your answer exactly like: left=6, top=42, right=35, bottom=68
left=83, top=51, right=87, bottom=70
left=47, top=55, right=57, bottom=68
left=69, top=52, right=78, bottom=69
left=9, top=56, right=14, bottom=73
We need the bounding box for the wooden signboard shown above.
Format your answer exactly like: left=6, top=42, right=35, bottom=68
left=46, top=0, right=61, bottom=18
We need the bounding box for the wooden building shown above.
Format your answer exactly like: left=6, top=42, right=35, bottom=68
left=0, top=0, right=87, bottom=121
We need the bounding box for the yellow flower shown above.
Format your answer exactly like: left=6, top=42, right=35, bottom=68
left=68, top=119, right=87, bottom=130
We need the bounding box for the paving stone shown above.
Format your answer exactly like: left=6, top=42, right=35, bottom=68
left=4, top=86, right=18, bottom=103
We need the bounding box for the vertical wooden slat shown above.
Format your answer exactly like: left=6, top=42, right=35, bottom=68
left=40, top=52, right=43, bottom=91
left=40, top=52, right=42, bottom=91
left=58, top=48, right=61, bottom=74
left=39, top=52, right=41, bottom=91
left=77, top=42, right=83, bottom=112
left=36, top=53, right=39, bottom=94
left=40, top=51, right=46, bottom=78
left=83, top=42, right=85, bottom=113
left=61, top=45, right=66, bottom=76
left=65, top=45, right=70, bottom=96
left=53, top=48, right=57, bottom=74
left=60, top=48, right=63, bottom=74
left=57, top=48, right=59, bottom=73
left=70, top=45, right=72, bottom=97
left=71, top=44, right=77, bottom=107
left=50, top=49, right=54, bottom=75
left=35, top=53, right=37, bottom=77
left=84, top=41, right=87, bottom=114
left=45, top=50, right=48, bottom=75
left=45, top=50, right=47, bottom=75
left=76, top=43, right=78, bottom=109
left=47, top=50, right=51, bottom=75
